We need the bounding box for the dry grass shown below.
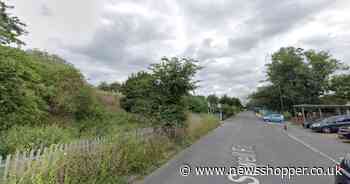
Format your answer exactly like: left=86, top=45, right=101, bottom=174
left=186, top=113, right=220, bottom=141
left=95, top=90, right=123, bottom=112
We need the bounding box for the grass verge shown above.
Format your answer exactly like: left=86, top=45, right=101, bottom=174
left=4, top=113, right=220, bottom=184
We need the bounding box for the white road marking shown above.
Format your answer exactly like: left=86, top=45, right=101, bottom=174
left=283, top=131, right=338, bottom=164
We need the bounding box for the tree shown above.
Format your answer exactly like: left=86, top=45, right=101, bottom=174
left=98, top=82, right=110, bottom=91
left=219, top=95, right=243, bottom=108
left=109, top=81, right=121, bottom=92
left=0, top=1, right=27, bottom=46
left=261, top=46, right=346, bottom=112
left=150, top=57, right=201, bottom=127
left=330, top=74, right=350, bottom=102
left=121, top=57, right=201, bottom=128
left=207, top=94, right=219, bottom=111
left=98, top=81, right=121, bottom=93
left=120, top=71, right=156, bottom=117
left=247, top=85, right=281, bottom=111
left=219, top=95, right=243, bottom=119
left=184, top=95, right=207, bottom=113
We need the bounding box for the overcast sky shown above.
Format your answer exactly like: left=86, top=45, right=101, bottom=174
left=10, top=0, right=350, bottom=101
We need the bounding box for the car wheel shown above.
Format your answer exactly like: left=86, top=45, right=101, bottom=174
left=322, top=127, right=331, bottom=133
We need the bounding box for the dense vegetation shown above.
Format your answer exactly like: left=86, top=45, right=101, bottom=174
left=207, top=94, right=243, bottom=119
left=0, top=2, right=242, bottom=183
left=247, top=47, right=350, bottom=112
left=0, top=46, right=141, bottom=155
left=120, top=57, right=202, bottom=128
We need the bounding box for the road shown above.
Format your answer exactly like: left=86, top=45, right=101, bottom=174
left=141, top=111, right=350, bottom=184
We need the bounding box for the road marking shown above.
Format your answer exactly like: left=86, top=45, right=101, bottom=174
left=228, top=145, right=260, bottom=184
left=283, top=131, right=338, bottom=164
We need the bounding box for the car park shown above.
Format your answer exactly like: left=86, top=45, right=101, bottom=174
left=263, top=113, right=284, bottom=122
left=303, top=118, right=323, bottom=128
left=335, top=154, right=350, bottom=184
left=338, top=126, right=350, bottom=139
left=310, top=115, right=350, bottom=133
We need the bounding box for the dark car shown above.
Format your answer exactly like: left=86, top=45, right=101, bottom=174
left=310, top=115, right=350, bottom=133
left=303, top=118, right=323, bottom=128
left=335, top=155, right=350, bottom=184
left=338, top=126, right=350, bottom=139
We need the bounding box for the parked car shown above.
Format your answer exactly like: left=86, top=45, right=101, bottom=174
left=335, top=154, right=350, bottom=184
left=310, top=115, right=350, bottom=133
left=303, top=118, right=323, bottom=128
left=263, top=113, right=284, bottom=122
left=338, top=126, right=350, bottom=139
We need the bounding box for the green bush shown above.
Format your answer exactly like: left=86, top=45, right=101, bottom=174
left=184, top=95, right=208, bottom=113
left=74, top=86, right=106, bottom=121
left=0, top=125, right=76, bottom=155
left=0, top=47, right=48, bottom=131
left=0, top=46, right=108, bottom=132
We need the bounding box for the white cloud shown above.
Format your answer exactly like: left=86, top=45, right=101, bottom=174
left=10, top=0, right=350, bottom=101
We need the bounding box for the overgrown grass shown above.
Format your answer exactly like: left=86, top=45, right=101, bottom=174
left=186, top=113, right=220, bottom=142
left=4, top=113, right=220, bottom=184
left=6, top=134, right=175, bottom=184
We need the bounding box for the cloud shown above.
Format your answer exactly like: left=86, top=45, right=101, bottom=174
left=11, top=0, right=350, bottom=101
left=67, top=2, right=177, bottom=75
left=40, top=4, right=52, bottom=17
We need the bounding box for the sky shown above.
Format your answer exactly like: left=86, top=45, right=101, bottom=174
left=9, top=0, right=350, bottom=102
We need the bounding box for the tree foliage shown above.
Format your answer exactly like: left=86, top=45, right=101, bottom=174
left=184, top=95, right=208, bottom=113
left=121, top=57, right=201, bottom=127
left=98, top=81, right=121, bottom=93
left=0, top=1, right=27, bottom=46
left=248, top=46, right=347, bottom=112
left=329, top=74, right=350, bottom=102
left=0, top=46, right=104, bottom=131
left=120, top=71, right=156, bottom=118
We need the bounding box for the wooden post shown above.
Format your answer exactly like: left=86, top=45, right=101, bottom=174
left=0, top=155, right=2, bottom=180
left=3, top=154, right=11, bottom=181
left=13, top=151, right=20, bottom=177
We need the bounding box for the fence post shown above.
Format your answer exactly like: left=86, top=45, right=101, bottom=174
left=3, top=154, right=11, bottom=181
left=0, top=155, right=2, bottom=180
left=17, top=151, right=25, bottom=177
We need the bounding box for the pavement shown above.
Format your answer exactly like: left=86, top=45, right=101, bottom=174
left=140, top=111, right=350, bottom=184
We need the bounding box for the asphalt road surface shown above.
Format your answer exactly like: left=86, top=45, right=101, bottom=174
left=141, top=111, right=350, bottom=184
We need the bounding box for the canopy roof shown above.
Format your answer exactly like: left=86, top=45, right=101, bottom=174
left=293, top=104, right=350, bottom=108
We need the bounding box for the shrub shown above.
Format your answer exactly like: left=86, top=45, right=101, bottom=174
left=184, top=95, right=208, bottom=113
left=0, top=125, right=76, bottom=155
left=0, top=47, right=48, bottom=131
left=74, top=87, right=106, bottom=121
left=0, top=46, right=106, bottom=131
